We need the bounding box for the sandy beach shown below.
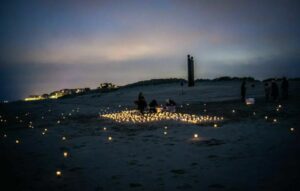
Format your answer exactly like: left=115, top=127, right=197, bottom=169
left=1, top=81, right=300, bottom=191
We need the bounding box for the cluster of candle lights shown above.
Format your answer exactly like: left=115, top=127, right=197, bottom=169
left=100, top=109, right=224, bottom=124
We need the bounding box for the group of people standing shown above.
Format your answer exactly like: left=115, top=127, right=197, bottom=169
left=135, top=92, right=176, bottom=114
left=241, top=77, right=289, bottom=103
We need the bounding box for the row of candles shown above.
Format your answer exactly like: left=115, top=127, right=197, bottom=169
left=100, top=109, right=224, bottom=124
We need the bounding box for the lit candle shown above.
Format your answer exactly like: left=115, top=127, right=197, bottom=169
left=56, top=170, right=62, bottom=177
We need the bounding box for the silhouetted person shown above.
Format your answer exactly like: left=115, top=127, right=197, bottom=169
left=271, top=80, right=279, bottom=101
left=135, top=92, right=147, bottom=114
left=165, top=99, right=176, bottom=112
left=281, top=77, right=289, bottom=100
left=165, top=99, right=175, bottom=106
left=241, top=80, right=246, bottom=102
left=264, top=82, right=271, bottom=101
left=180, top=80, right=184, bottom=95
left=149, top=99, right=158, bottom=113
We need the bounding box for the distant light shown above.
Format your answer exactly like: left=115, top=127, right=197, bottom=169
left=103, top=127, right=107, bottom=131
left=290, top=128, right=294, bottom=132
left=265, top=116, right=268, bottom=120
left=164, top=131, right=167, bottom=135
left=273, top=119, right=277, bottom=123
left=232, top=109, right=235, bottom=113
left=213, top=124, right=218, bottom=128
left=4, top=134, right=7, bottom=138
left=108, top=136, right=112, bottom=141
left=62, top=136, right=66, bottom=141
left=57, top=120, right=61, bottom=124
left=63, top=152, right=68, bottom=158
left=164, top=126, right=168, bottom=129
left=56, top=170, right=62, bottom=177
left=16, top=139, right=20, bottom=144
left=194, top=134, right=198, bottom=138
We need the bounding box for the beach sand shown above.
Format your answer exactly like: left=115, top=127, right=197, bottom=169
left=1, top=81, right=300, bottom=191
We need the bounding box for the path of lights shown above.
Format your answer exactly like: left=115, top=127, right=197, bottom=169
left=100, top=110, right=224, bottom=124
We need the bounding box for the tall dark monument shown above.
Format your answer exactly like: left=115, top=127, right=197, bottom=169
left=187, top=54, right=195, bottom=87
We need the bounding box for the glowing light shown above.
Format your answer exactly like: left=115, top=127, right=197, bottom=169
left=56, top=170, right=62, bottom=177
left=24, top=95, right=45, bottom=101
left=164, top=126, right=168, bottom=129
left=164, top=131, right=167, bottom=135
left=4, top=134, right=7, bottom=138
left=194, top=134, right=198, bottom=138
left=290, top=128, right=294, bottom=132
left=63, top=152, right=68, bottom=157
left=265, top=116, right=268, bottom=120
left=232, top=109, right=235, bottom=113
left=57, top=120, right=61, bottom=124
left=62, top=136, right=66, bottom=141
left=108, top=136, right=112, bottom=141
left=100, top=110, right=224, bottom=124
left=273, top=119, right=277, bottom=123
left=16, top=139, right=20, bottom=144
left=103, top=127, right=107, bottom=131
left=213, top=124, right=218, bottom=128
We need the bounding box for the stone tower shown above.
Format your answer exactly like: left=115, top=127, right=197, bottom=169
left=187, top=55, right=195, bottom=87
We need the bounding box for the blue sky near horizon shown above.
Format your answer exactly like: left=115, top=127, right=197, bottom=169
left=1, top=0, right=300, bottom=100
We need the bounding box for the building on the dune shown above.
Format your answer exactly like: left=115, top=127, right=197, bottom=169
left=98, top=83, right=118, bottom=90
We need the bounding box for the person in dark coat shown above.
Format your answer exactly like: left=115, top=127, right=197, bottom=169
left=135, top=92, right=147, bottom=114
left=241, top=80, right=246, bottom=102
left=149, top=99, right=158, bottom=113
left=271, top=80, right=279, bottom=101
left=264, top=82, right=271, bottom=101
left=281, top=77, right=289, bottom=100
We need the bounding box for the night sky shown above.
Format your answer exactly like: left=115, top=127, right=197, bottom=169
left=1, top=0, right=300, bottom=100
